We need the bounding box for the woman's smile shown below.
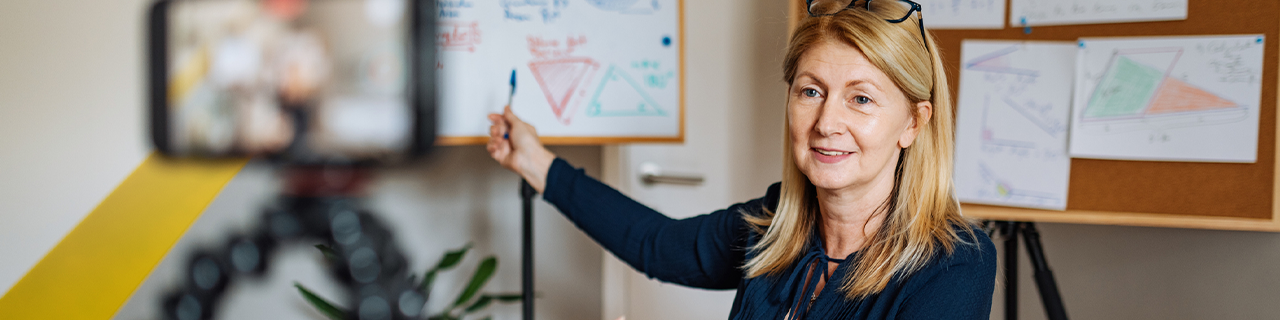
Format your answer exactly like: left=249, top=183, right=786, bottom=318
left=812, top=147, right=854, bottom=163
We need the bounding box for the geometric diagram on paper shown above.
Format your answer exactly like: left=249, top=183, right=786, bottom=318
left=585, top=0, right=659, bottom=14
left=977, top=162, right=1062, bottom=206
left=587, top=65, right=667, bottom=117
left=1083, top=48, right=1245, bottom=125
left=437, top=21, right=482, bottom=52
left=999, top=96, right=1066, bottom=138
left=528, top=57, right=601, bottom=125
left=964, top=45, right=1040, bottom=77
left=978, top=94, right=1065, bottom=150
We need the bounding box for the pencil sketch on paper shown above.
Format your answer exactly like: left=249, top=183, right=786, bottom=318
left=919, top=0, right=1004, bottom=29
left=1079, top=48, right=1246, bottom=134
left=954, top=41, right=1074, bottom=210
left=1010, top=0, right=1186, bottom=27
left=974, top=161, right=1064, bottom=207
left=965, top=45, right=1067, bottom=157
left=527, top=35, right=600, bottom=125
left=1070, top=36, right=1264, bottom=162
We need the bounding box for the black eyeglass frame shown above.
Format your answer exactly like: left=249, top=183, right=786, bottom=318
left=804, top=0, right=929, bottom=53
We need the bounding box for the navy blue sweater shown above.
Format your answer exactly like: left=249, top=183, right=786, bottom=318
left=543, top=158, right=996, bottom=319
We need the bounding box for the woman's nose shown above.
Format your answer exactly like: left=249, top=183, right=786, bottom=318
left=813, top=98, right=846, bottom=137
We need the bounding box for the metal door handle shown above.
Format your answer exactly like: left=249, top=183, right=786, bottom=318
left=638, top=162, right=704, bottom=186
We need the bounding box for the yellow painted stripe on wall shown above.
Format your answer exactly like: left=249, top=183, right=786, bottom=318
left=0, top=153, right=247, bottom=319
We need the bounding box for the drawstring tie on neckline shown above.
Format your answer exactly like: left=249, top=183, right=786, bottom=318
left=776, top=243, right=846, bottom=320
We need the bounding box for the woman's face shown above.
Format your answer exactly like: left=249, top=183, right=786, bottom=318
left=788, top=40, right=930, bottom=195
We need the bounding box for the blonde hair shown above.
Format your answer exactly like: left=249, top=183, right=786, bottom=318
left=742, top=1, right=974, bottom=299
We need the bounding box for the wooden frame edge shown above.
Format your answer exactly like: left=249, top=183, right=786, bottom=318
left=435, top=135, right=684, bottom=146
left=1272, top=11, right=1280, bottom=231
left=963, top=205, right=1280, bottom=232
left=677, top=0, right=686, bottom=144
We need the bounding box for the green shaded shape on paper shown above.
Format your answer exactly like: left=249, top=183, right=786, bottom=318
left=1085, top=56, right=1165, bottom=118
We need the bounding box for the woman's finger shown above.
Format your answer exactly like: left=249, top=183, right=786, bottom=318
left=502, top=105, right=522, bottom=127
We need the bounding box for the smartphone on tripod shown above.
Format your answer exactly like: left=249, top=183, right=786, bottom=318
left=147, top=0, right=436, bottom=164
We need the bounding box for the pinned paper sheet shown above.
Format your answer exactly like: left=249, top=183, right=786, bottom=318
left=1070, top=35, right=1265, bottom=163
left=1010, top=0, right=1186, bottom=27
left=920, top=0, right=1005, bottom=29
left=955, top=41, right=1075, bottom=210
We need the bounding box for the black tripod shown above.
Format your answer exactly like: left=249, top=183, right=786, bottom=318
left=990, top=221, right=1069, bottom=320
left=519, top=179, right=536, bottom=320
left=158, top=167, right=423, bottom=320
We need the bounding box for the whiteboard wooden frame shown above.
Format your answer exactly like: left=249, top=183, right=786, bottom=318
left=437, top=0, right=687, bottom=146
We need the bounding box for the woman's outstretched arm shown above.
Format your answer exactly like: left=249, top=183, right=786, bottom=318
left=486, top=108, right=764, bottom=289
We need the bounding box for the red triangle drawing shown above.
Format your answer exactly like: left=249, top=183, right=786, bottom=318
left=528, top=57, right=599, bottom=124
left=1146, top=77, right=1238, bottom=115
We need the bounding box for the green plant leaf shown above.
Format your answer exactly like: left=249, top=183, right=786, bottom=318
left=314, top=244, right=340, bottom=261
left=463, top=295, right=493, bottom=313
left=420, top=271, right=438, bottom=295
left=451, top=256, right=497, bottom=309
left=426, top=314, right=457, bottom=320
left=421, top=244, right=472, bottom=293
left=489, top=293, right=523, bottom=303
left=435, top=244, right=471, bottom=270
left=294, top=283, right=347, bottom=320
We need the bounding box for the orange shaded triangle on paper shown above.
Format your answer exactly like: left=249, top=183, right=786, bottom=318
left=1146, top=77, right=1238, bottom=115
left=528, top=57, right=598, bottom=124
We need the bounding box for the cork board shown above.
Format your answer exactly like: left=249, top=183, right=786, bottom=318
left=789, top=0, right=1280, bottom=231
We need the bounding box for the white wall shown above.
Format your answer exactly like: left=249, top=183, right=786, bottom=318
left=0, top=0, right=151, bottom=296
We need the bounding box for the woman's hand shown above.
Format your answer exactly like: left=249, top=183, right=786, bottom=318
left=487, top=106, right=556, bottom=193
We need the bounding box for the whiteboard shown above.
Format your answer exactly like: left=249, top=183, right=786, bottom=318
left=434, top=0, right=684, bottom=144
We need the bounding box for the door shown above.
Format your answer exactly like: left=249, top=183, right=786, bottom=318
left=598, top=0, right=790, bottom=318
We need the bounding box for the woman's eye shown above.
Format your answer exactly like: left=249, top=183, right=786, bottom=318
left=853, top=96, right=871, bottom=104
left=802, top=88, right=820, bottom=98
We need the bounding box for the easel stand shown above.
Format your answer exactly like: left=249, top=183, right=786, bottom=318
left=994, top=221, right=1069, bottom=320
left=519, top=179, right=537, bottom=320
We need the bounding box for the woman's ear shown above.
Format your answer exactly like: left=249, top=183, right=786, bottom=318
left=898, top=100, right=932, bottom=149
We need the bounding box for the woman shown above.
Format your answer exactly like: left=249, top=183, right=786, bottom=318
left=487, top=0, right=995, bottom=318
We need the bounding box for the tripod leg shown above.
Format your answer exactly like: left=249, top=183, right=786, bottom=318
left=521, top=179, right=537, bottom=320
left=1003, top=221, right=1019, bottom=320
left=1021, top=222, right=1068, bottom=320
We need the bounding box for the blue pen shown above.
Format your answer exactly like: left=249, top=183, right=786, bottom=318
left=505, top=69, right=516, bottom=140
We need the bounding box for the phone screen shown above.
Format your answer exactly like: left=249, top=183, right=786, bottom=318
left=157, top=0, right=425, bottom=163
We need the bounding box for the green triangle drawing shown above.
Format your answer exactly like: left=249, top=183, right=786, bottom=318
left=587, top=65, right=667, bottom=117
